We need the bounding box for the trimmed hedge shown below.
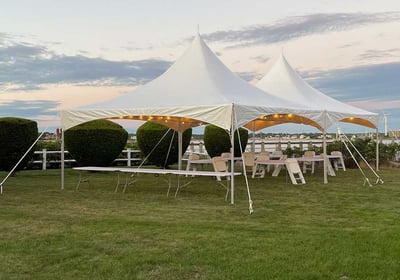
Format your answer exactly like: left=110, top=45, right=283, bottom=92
left=64, top=120, right=128, bottom=166
left=136, top=122, right=192, bottom=167
left=203, top=125, right=248, bottom=158
left=0, top=117, right=38, bottom=171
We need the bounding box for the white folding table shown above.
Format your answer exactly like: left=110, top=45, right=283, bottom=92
left=74, top=166, right=241, bottom=199
left=73, top=166, right=122, bottom=191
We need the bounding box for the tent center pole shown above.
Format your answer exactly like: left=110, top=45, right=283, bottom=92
left=61, top=129, right=65, bottom=190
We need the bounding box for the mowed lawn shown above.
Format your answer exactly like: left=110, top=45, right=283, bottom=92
left=1, top=166, right=400, bottom=279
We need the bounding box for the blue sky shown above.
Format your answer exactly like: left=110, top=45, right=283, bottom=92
left=1, top=1, right=400, bottom=134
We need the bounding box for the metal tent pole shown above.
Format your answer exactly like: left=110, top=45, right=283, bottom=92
left=61, top=129, right=65, bottom=190
left=178, top=130, right=183, bottom=171
left=323, top=130, right=328, bottom=184
left=230, top=106, right=235, bottom=205
left=376, top=128, right=379, bottom=172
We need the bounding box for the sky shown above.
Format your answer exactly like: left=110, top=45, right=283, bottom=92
left=1, top=0, right=400, bottom=135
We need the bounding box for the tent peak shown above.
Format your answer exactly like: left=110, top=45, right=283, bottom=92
left=256, top=53, right=378, bottom=129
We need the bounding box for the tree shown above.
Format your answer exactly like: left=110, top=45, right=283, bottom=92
left=203, top=125, right=248, bottom=158
left=64, top=120, right=128, bottom=166
left=136, top=122, right=192, bottom=167
left=0, top=117, right=38, bottom=171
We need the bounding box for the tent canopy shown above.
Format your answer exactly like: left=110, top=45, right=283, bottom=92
left=256, top=53, right=379, bottom=130
left=61, top=35, right=322, bottom=132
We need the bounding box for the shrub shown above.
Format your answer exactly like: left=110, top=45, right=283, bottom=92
left=327, top=138, right=400, bottom=168
left=136, top=122, right=192, bottom=167
left=203, top=125, right=248, bottom=158
left=285, top=146, right=303, bottom=158
left=0, top=117, right=38, bottom=171
left=36, top=140, right=61, bottom=151
left=64, top=120, right=128, bottom=166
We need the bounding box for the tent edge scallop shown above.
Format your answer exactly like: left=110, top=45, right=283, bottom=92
left=60, top=104, right=235, bottom=131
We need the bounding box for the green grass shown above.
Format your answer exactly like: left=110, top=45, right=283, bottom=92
left=1, top=167, right=400, bottom=279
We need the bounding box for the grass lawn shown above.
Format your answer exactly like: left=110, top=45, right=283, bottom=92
left=1, top=166, right=400, bottom=279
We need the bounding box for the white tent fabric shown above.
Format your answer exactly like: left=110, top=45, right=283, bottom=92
left=256, top=53, right=379, bottom=130
left=60, top=34, right=326, bottom=207
left=61, top=35, right=321, bottom=132
left=256, top=54, right=380, bottom=184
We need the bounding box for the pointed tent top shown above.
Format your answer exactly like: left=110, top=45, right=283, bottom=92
left=61, top=33, right=310, bottom=131
left=257, top=53, right=317, bottom=105
left=86, top=33, right=307, bottom=112
left=256, top=54, right=378, bottom=129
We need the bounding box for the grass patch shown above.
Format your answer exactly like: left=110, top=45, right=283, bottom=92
left=1, top=167, right=400, bottom=279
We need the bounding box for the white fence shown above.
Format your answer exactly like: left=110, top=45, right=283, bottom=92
left=32, top=139, right=333, bottom=170
left=32, top=148, right=141, bottom=170
left=188, top=138, right=334, bottom=154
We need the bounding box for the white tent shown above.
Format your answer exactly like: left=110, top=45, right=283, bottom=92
left=61, top=36, right=320, bottom=132
left=255, top=53, right=380, bottom=181
left=60, top=34, right=323, bottom=205
left=256, top=53, right=379, bottom=131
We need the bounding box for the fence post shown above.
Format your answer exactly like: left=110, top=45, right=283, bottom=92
left=42, top=149, right=47, bottom=170
left=127, top=148, right=131, bottom=166
left=199, top=142, right=204, bottom=154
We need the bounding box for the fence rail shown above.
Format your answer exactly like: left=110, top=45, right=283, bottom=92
left=32, top=139, right=333, bottom=170
left=188, top=138, right=334, bottom=154
left=32, top=149, right=142, bottom=170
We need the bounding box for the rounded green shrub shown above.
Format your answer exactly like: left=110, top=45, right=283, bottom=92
left=0, top=117, right=38, bottom=171
left=203, top=125, right=248, bottom=158
left=136, top=122, right=192, bottom=167
left=64, top=120, right=128, bottom=166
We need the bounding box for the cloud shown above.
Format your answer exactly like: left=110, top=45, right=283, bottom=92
left=204, top=12, right=400, bottom=48
left=302, top=62, right=400, bottom=108
left=251, top=55, right=270, bottom=64
left=0, top=39, right=171, bottom=92
left=338, top=42, right=360, bottom=49
left=0, top=100, right=60, bottom=118
left=236, top=71, right=262, bottom=82
left=347, top=100, right=400, bottom=111
left=358, top=48, right=400, bottom=61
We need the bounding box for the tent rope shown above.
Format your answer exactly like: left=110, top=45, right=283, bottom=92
left=235, top=122, right=254, bottom=214
left=163, top=130, right=176, bottom=169
left=138, top=128, right=172, bottom=169
left=339, top=131, right=384, bottom=186
left=1, top=127, right=49, bottom=195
